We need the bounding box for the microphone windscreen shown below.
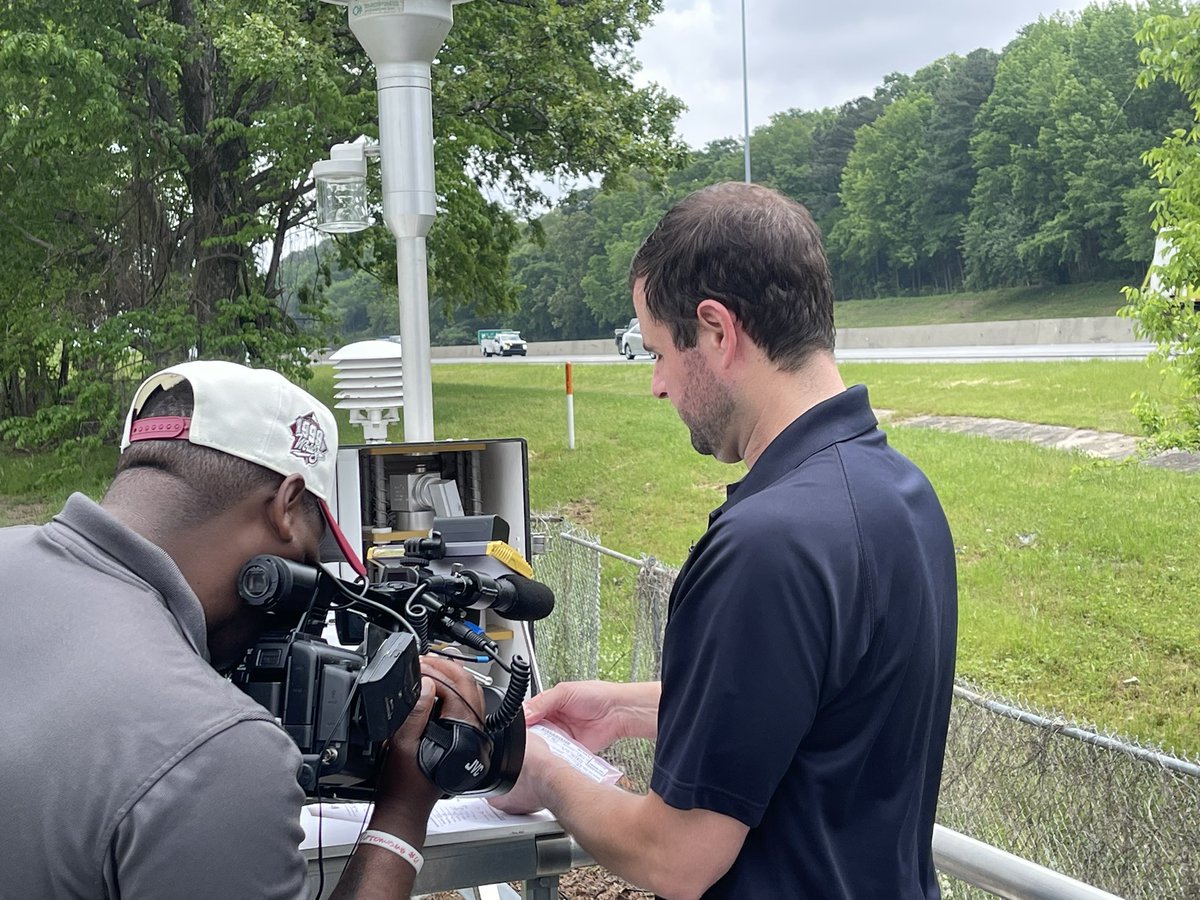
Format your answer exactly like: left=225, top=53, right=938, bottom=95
left=498, top=574, right=556, bottom=620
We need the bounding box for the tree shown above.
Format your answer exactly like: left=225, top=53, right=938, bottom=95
left=1120, top=7, right=1200, bottom=449
left=832, top=92, right=936, bottom=294
left=965, top=16, right=1074, bottom=288
left=964, top=2, right=1188, bottom=290
left=916, top=49, right=999, bottom=291
left=745, top=108, right=830, bottom=205
left=0, top=0, right=684, bottom=447
left=509, top=195, right=607, bottom=340
left=807, top=90, right=897, bottom=297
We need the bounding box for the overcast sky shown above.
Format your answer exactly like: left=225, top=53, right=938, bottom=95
left=633, top=0, right=1116, bottom=149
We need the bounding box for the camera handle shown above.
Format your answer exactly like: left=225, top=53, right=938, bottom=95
left=418, top=654, right=530, bottom=795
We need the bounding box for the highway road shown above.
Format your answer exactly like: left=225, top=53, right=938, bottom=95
left=431, top=342, right=1155, bottom=366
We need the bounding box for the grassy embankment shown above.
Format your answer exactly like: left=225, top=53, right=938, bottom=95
left=832, top=279, right=1129, bottom=328
left=410, top=361, right=1199, bottom=755
left=3, top=356, right=1194, bottom=753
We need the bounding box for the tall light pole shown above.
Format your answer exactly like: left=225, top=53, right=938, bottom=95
left=740, top=0, right=751, bottom=183
left=319, top=0, right=474, bottom=442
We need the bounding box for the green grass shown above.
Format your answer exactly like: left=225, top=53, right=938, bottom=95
left=3, top=358, right=1197, bottom=751
left=833, top=280, right=1129, bottom=329
left=0, top=444, right=116, bottom=524
left=891, top=427, right=1200, bottom=753
left=840, top=359, right=1179, bottom=434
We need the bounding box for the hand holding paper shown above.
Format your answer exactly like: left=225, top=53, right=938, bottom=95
left=528, top=722, right=623, bottom=786
left=487, top=720, right=626, bottom=815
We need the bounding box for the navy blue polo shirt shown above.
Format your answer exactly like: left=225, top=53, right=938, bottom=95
left=651, top=385, right=957, bottom=899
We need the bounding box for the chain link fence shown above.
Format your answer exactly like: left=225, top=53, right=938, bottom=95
left=937, top=684, right=1200, bottom=898
left=530, top=514, right=1200, bottom=899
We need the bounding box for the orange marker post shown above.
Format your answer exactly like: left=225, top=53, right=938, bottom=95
left=565, top=362, right=576, bottom=450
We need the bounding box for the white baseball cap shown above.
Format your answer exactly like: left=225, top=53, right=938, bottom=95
left=120, top=360, right=365, bottom=577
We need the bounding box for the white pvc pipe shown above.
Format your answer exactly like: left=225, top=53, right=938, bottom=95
left=394, top=236, right=434, bottom=440
left=565, top=362, right=575, bottom=450
left=346, top=0, right=459, bottom=442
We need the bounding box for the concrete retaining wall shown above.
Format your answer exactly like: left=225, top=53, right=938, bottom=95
left=836, top=316, right=1136, bottom=349
left=431, top=339, right=615, bottom=358
left=429, top=316, right=1134, bottom=358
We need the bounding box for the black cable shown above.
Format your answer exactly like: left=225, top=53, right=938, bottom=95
left=485, top=655, right=529, bottom=734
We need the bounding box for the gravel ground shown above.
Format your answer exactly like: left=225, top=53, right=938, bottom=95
left=556, top=866, right=654, bottom=898
left=423, top=866, right=653, bottom=899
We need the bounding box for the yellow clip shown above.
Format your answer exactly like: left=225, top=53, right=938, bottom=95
left=486, top=541, right=534, bottom=577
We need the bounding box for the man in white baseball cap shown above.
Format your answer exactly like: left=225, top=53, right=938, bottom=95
left=120, top=359, right=366, bottom=582
left=0, top=359, right=482, bottom=899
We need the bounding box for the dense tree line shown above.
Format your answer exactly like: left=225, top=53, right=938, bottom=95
left=499, top=0, right=1193, bottom=343
left=0, top=0, right=683, bottom=447
left=1120, top=5, right=1200, bottom=449
left=4, top=0, right=1199, bottom=449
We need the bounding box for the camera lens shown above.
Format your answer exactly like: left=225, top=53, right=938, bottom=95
left=236, top=555, right=323, bottom=621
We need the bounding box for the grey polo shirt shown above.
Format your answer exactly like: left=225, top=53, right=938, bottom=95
left=0, top=493, right=308, bottom=899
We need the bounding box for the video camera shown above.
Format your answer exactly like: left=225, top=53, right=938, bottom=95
left=230, top=526, right=554, bottom=799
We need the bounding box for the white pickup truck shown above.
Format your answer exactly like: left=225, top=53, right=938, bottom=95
left=479, top=329, right=527, bottom=357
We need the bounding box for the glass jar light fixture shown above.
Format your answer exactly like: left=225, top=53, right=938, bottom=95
left=313, top=142, right=370, bottom=234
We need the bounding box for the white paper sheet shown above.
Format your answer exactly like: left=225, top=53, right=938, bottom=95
left=300, top=796, right=557, bottom=849
left=299, top=725, right=621, bottom=850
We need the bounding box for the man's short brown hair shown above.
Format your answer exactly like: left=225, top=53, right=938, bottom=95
left=629, top=182, right=835, bottom=369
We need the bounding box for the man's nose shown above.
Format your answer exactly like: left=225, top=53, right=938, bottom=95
left=650, top=368, right=667, bottom=400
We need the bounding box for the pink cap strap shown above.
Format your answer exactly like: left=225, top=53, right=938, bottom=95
left=129, top=416, right=192, bottom=442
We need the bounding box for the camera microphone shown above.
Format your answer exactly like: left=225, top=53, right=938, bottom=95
left=423, top=571, right=556, bottom=621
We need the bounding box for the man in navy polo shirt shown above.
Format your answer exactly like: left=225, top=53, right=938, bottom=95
left=492, top=181, right=958, bottom=898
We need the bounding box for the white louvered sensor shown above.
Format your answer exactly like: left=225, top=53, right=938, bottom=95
left=329, top=340, right=405, bottom=443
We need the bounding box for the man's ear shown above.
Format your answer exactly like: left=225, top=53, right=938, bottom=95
left=696, top=299, right=739, bottom=367
left=265, top=473, right=310, bottom=544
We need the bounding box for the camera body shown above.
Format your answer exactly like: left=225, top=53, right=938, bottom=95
left=231, top=536, right=537, bottom=798
left=235, top=626, right=422, bottom=794
left=233, top=437, right=544, bottom=799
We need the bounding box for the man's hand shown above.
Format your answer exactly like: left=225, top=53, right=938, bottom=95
left=372, top=657, right=487, bottom=828
left=485, top=730, right=564, bottom=815
left=330, top=657, right=486, bottom=900
left=488, top=680, right=661, bottom=816
left=523, top=680, right=661, bottom=753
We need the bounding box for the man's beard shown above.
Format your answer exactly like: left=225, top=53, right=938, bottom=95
left=678, top=353, right=736, bottom=459
left=208, top=606, right=273, bottom=673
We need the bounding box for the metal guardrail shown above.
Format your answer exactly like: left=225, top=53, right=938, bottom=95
left=933, top=827, right=1122, bottom=900
left=547, top=828, right=1122, bottom=900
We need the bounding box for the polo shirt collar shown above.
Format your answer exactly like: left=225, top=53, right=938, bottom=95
left=712, top=384, right=878, bottom=523
left=54, top=493, right=210, bottom=660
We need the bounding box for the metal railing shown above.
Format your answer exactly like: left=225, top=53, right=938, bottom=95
left=932, top=827, right=1121, bottom=900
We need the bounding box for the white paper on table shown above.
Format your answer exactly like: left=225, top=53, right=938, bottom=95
left=529, top=722, right=624, bottom=786
left=300, top=802, right=372, bottom=849
left=298, top=724, right=622, bottom=851
left=427, top=795, right=556, bottom=835
left=299, top=796, right=555, bottom=850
